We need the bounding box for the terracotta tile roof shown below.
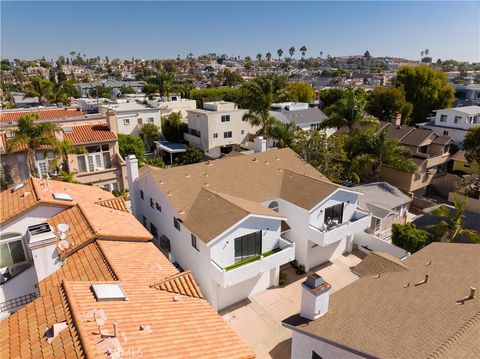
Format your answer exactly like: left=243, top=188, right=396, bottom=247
left=0, top=180, right=38, bottom=223
left=0, top=108, right=84, bottom=123
left=96, top=197, right=129, bottom=212
left=283, top=243, right=480, bottom=359
left=150, top=270, right=203, bottom=299
left=352, top=251, right=408, bottom=277
left=140, top=148, right=339, bottom=243
left=63, top=123, right=116, bottom=145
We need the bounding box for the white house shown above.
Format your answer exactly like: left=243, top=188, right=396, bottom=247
left=127, top=148, right=371, bottom=310
left=147, top=95, right=197, bottom=119
left=418, top=106, right=479, bottom=145
left=184, top=101, right=255, bottom=158
left=99, top=102, right=161, bottom=136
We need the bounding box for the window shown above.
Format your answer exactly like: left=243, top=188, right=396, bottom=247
left=224, top=131, right=232, bottom=138
left=443, top=130, right=449, bottom=136
left=213, top=133, right=218, bottom=138
left=150, top=198, right=154, bottom=208
left=191, top=234, right=199, bottom=251
left=123, top=119, right=130, bottom=126
left=189, top=128, right=201, bottom=138
left=77, top=145, right=111, bottom=173
left=268, top=201, right=279, bottom=212
left=150, top=223, right=158, bottom=239
left=140, top=190, right=144, bottom=200
left=221, top=115, right=230, bottom=122
left=155, top=202, right=161, bottom=212
left=439, top=114, right=447, bottom=122
left=454, top=116, right=461, bottom=124
left=77, top=155, right=87, bottom=173
left=35, top=151, right=55, bottom=178
left=142, top=216, right=147, bottom=227
left=310, top=123, right=321, bottom=130
left=234, top=231, right=262, bottom=263
left=0, top=233, right=28, bottom=270
left=241, top=130, right=245, bottom=135
left=173, top=217, right=181, bottom=231
left=148, top=117, right=154, bottom=123
left=312, top=351, right=323, bottom=359
left=324, top=203, right=344, bottom=224
left=473, top=116, right=478, bottom=124
left=137, top=118, right=143, bottom=125
left=5, top=130, right=15, bottom=138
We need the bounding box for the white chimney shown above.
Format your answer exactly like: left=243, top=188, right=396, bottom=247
left=254, top=136, right=267, bottom=153
left=27, top=223, right=61, bottom=282
left=300, top=274, right=331, bottom=320
left=126, top=155, right=139, bottom=217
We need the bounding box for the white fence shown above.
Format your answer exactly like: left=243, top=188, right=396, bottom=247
left=354, top=232, right=410, bottom=259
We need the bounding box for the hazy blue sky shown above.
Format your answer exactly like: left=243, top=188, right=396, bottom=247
left=1, top=1, right=479, bottom=62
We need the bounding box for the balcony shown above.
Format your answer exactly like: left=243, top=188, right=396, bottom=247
left=308, top=210, right=371, bottom=247
left=426, top=152, right=449, bottom=169
left=210, top=237, right=295, bottom=288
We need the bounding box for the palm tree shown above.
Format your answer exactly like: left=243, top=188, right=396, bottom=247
left=53, top=138, right=86, bottom=173
left=420, top=50, right=424, bottom=58
left=320, top=51, right=323, bottom=58
left=320, top=89, right=376, bottom=135
left=269, top=120, right=298, bottom=148
left=429, top=195, right=480, bottom=243
left=256, top=53, right=262, bottom=62
left=148, top=71, right=175, bottom=97
left=238, top=76, right=279, bottom=139
left=300, top=46, right=307, bottom=59
left=7, top=114, right=59, bottom=176
left=289, top=47, right=295, bottom=59
left=350, top=128, right=417, bottom=181
left=277, top=49, right=283, bottom=61
left=24, top=76, right=54, bottom=105
left=266, top=52, right=272, bottom=62
left=425, top=49, right=429, bottom=57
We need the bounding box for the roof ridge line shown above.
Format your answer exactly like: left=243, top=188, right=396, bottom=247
left=149, top=269, right=192, bottom=288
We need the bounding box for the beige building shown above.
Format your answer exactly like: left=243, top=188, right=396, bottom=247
left=184, top=101, right=256, bottom=158
left=0, top=108, right=127, bottom=191
left=147, top=95, right=197, bottom=119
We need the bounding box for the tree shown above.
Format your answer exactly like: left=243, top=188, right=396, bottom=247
left=320, top=89, right=376, bottom=135
left=53, top=138, right=86, bottom=173
left=285, top=82, right=316, bottom=103
left=463, top=127, right=480, bottom=164
left=119, top=85, right=136, bottom=95
left=144, top=156, right=165, bottom=168
left=118, top=134, right=145, bottom=164
left=269, top=120, right=297, bottom=148
left=300, top=46, right=307, bottom=59
left=59, top=170, right=80, bottom=183
left=289, top=47, right=295, bottom=59
left=319, top=88, right=344, bottom=108
left=349, top=128, right=417, bottom=181
left=140, top=123, right=160, bottom=149
left=256, top=53, right=262, bottom=62
left=217, top=69, right=244, bottom=87
left=266, top=52, right=272, bottom=62
left=364, top=50, right=371, bottom=59
left=147, top=71, right=176, bottom=97
left=161, top=112, right=187, bottom=143
left=392, top=223, right=433, bottom=253
left=395, top=65, right=455, bottom=124
left=24, top=76, right=54, bottom=105
left=175, top=144, right=202, bottom=165
left=277, top=49, right=283, bottom=61
left=7, top=114, right=59, bottom=176
left=366, top=86, right=413, bottom=123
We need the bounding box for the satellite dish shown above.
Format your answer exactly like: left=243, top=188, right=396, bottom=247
left=57, top=240, right=70, bottom=251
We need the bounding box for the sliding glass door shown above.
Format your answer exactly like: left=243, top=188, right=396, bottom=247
left=234, top=231, right=262, bottom=263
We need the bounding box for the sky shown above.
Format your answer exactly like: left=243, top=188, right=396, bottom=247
left=1, top=1, right=479, bottom=62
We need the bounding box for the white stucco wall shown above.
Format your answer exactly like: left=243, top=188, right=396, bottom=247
left=0, top=266, right=38, bottom=303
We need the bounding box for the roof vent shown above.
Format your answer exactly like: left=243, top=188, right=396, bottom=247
left=53, top=192, right=73, bottom=202
left=91, top=284, right=127, bottom=302
left=62, top=127, right=73, bottom=133
left=45, top=321, right=68, bottom=344
left=12, top=183, right=25, bottom=192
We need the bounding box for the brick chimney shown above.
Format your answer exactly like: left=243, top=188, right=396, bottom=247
left=300, top=274, right=331, bottom=320
left=391, top=112, right=402, bottom=126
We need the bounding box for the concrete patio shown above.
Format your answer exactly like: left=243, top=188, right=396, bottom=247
left=220, top=251, right=365, bottom=358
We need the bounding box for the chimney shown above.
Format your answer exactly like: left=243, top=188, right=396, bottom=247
left=391, top=112, right=402, bottom=126
left=126, top=155, right=139, bottom=217
left=253, top=136, right=267, bottom=153
left=27, top=223, right=61, bottom=281
left=105, top=110, right=118, bottom=135
left=300, top=274, right=331, bottom=320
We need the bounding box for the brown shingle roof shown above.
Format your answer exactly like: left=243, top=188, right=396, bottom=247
left=386, top=125, right=415, bottom=141
left=450, top=150, right=468, bottom=162
left=284, top=243, right=480, bottom=359
left=0, top=108, right=84, bottom=123
left=63, top=123, right=116, bottom=145
left=432, top=135, right=453, bottom=145
left=352, top=251, right=408, bottom=277
left=400, top=128, right=436, bottom=147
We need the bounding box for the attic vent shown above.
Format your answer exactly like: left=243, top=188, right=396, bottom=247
left=53, top=192, right=73, bottom=201
left=91, top=284, right=127, bottom=302
left=62, top=127, right=73, bottom=133
left=12, top=183, right=25, bottom=192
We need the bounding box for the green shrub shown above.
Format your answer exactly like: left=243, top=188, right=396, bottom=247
left=392, top=223, right=434, bottom=253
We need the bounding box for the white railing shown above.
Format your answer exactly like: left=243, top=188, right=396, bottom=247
left=210, top=237, right=295, bottom=288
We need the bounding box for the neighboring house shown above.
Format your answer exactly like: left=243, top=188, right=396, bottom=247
left=453, top=83, right=480, bottom=106
left=128, top=148, right=371, bottom=310
left=451, top=150, right=479, bottom=175
left=336, top=116, right=453, bottom=196
left=418, top=106, right=480, bottom=145
left=184, top=101, right=254, bottom=158
left=11, top=92, right=40, bottom=108
left=0, top=178, right=254, bottom=359
left=75, top=97, right=110, bottom=113
left=270, top=105, right=333, bottom=137
left=355, top=182, right=412, bottom=240
left=76, top=80, right=144, bottom=97
left=99, top=102, right=161, bottom=137
left=147, top=95, right=197, bottom=119
left=282, top=242, right=480, bottom=359
left=0, top=108, right=127, bottom=191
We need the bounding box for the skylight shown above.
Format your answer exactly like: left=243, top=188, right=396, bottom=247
left=52, top=192, right=73, bottom=202
left=91, top=284, right=127, bottom=302
left=12, top=183, right=25, bottom=192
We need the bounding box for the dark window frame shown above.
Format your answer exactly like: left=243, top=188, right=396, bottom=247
left=234, top=231, right=262, bottom=263
left=174, top=217, right=181, bottom=231
left=191, top=234, right=199, bottom=251
left=324, top=203, right=344, bottom=224
left=140, top=190, right=144, bottom=200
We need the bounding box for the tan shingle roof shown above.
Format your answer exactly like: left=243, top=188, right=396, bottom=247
left=284, top=243, right=480, bottom=359
left=352, top=251, right=408, bottom=277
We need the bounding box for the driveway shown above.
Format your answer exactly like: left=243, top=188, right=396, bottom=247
left=220, top=252, right=364, bottom=358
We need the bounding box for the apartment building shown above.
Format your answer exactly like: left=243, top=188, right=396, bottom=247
left=283, top=243, right=479, bottom=359
left=184, top=101, right=254, bottom=158
left=128, top=148, right=371, bottom=310
left=418, top=105, right=479, bottom=145
left=0, top=108, right=127, bottom=191
left=0, top=178, right=254, bottom=358
left=99, top=101, right=161, bottom=137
